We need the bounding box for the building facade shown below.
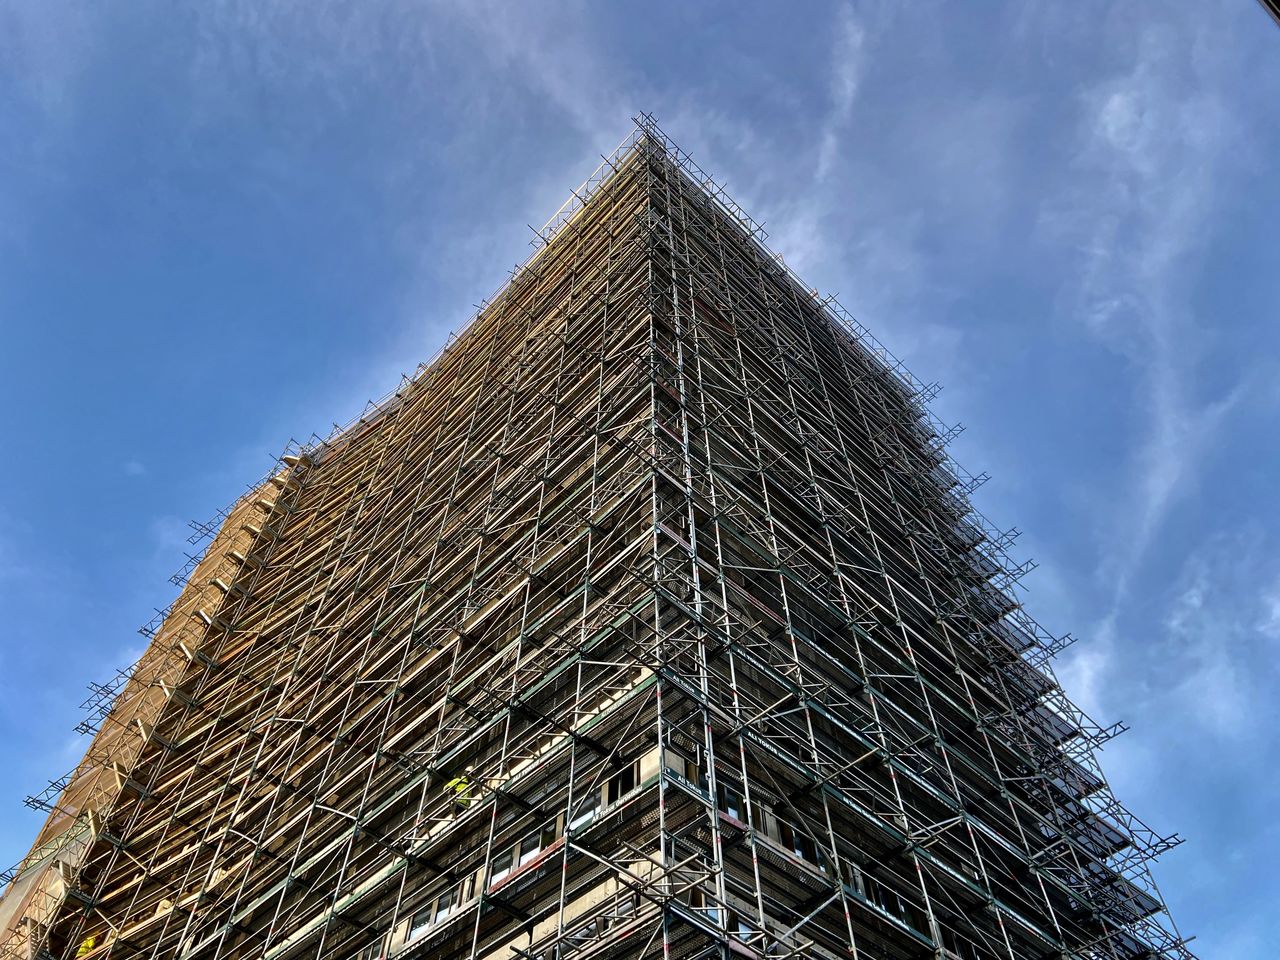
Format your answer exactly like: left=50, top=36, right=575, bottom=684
left=0, top=121, right=1193, bottom=960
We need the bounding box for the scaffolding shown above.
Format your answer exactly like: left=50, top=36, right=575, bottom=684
left=0, top=117, right=1194, bottom=960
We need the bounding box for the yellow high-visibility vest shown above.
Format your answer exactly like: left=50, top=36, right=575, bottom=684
left=76, top=936, right=97, bottom=958
left=445, top=776, right=472, bottom=805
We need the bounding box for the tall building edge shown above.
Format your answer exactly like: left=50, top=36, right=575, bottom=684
left=0, top=120, right=1194, bottom=960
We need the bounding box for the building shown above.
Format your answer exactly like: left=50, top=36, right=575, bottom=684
left=0, top=118, right=1194, bottom=960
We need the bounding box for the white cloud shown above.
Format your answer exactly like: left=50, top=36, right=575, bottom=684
left=439, top=0, right=638, bottom=145
left=1044, top=15, right=1248, bottom=608
left=1068, top=526, right=1280, bottom=744
left=816, top=3, right=867, bottom=182
left=1053, top=617, right=1115, bottom=720
left=1166, top=528, right=1280, bottom=739
left=1163, top=548, right=1251, bottom=736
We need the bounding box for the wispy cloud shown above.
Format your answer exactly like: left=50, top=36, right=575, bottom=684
left=1160, top=527, right=1280, bottom=737
left=1062, top=523, right=1280, bottom=739
left=440, top=0, right=638, bottom=145
left=1043, top=15, right=1248, bottom=608
left=1051, top=616, right=1115, bottom=721
left=815, top=3, right=867, bottom=183
left=1163, top=547, right=1249, bottom=736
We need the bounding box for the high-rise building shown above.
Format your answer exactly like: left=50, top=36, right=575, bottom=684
left=0, top=118, right=1193, bottom=960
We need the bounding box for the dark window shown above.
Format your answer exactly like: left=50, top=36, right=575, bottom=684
left=607, top=763, right=637, bottom=805
left=540, top=818, right=559, bottom=850
left=777, top=820, right=795, bottom=850
left=727, top=911, right=755, bottom=940
left=717, top=783, right=743, bottom=820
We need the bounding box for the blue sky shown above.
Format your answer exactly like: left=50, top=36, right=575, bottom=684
left=1, top=1, right=1277, bottom=955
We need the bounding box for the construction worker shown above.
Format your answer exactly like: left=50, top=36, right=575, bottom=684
left=76, top=935, right=96, bottom=958
left=445, top=766, right=474, bottom=814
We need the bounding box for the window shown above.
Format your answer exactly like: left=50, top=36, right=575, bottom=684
left=726, top=911, right=755, bottom=941
left=792, top=831, right=820, bottom=866
left=663, top=743, right=705, bottom=789
left=940, top=927, right=982, bottom=960
left=434, top=887, right=455, bottom=924
left=842, top=860, right=862, bottom=888
left=571, top=919, right=604, bottom=943
left=771, top=814, right=822, bottom=868
left=403, top=883, right=466, bottom=946
left=861, top=875, right=925, bottom=932
left=686, top=885, right=717, bottom=925
left=777, top=820, right=795, bottom=851
left=490, top=848, right=513, bottom=885
left=865, top=875, right=904, bottom=920
left=408, top=906, right=433, bottom=942
left=568, top=791, right=598, bottom=831
left=606, top=762, right=637, bottom=805
left=539, top=817, right=560, bottom=850
left=717, top=782, right=744, bottom=821
left=518, top=832, right=541, bottom=867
